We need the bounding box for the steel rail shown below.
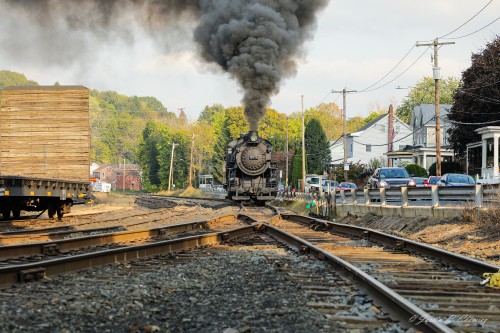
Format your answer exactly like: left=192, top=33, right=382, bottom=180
left=261, top=223, right=455, bottom=333
left=0, top=215, right=238, bottom=259
left=281, top=214, right=499, bottom=274
left=0, top=224, right=256, bottom=289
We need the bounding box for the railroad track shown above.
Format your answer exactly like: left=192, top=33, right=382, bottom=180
left=266, top=213, right=500, bottom=332
left=0, top=200, right=236, bottom=238
left=1, top=197, right=498, bottom=332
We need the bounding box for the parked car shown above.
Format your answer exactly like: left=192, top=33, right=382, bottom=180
left=338, top=182, right=358, bottom=191
left=322, top=180, right=339, bottom=192
left=423, top=176, right=441, bottom=186
left=411, top=177, right=427, bottom=187
left=437, top=173, right=476, bottom=186
left=367, top=167, right=416, bottom=189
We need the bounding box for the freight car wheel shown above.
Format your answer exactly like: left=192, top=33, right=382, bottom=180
left=2, top=210, right=11, bottom=219
left=12, top=209, right=21, bottom=219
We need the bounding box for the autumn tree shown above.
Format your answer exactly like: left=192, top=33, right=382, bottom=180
left=303, top=102, right=342, bottom=141
left=448, top=36, right=500, bottom=157
left=396, top=76, right=459, bottom=124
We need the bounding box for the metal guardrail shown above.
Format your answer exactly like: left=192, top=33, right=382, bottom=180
left=278, top=184, right=499, bottom=208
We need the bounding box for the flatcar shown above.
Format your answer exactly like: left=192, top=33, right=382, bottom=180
left=223, top=131, right=278, bottom=204
left=0, top=86, right=91, bottom=219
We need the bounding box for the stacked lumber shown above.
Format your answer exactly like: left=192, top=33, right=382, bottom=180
left=0, top=86, right=90, bottom=183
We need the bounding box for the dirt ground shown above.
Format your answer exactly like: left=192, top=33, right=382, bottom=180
left=276, top=200, right=500, bottom=267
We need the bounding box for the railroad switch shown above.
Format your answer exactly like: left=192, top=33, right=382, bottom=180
left=481, top=270, right=500, bottom=288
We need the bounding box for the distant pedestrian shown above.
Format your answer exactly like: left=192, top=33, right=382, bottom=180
left=292, top=188, right=296, bottom=197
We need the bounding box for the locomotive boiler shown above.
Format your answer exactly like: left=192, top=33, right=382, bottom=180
left=223, top=131, right=278, bottom=204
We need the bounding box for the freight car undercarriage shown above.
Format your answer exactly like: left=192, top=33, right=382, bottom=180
left=0, top=176, right=90, bottom=219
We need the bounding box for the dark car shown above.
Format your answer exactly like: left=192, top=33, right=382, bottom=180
left=437, top=173, right=476, bottom=186
left=338, top=182, right=358, bottom=191
left=411, top=177, right=427, bottom=187
left=367, top=167, right=416, bottom=189
left=423, top=176, right=441, bottom=186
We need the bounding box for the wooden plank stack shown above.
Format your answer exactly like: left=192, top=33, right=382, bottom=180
left=0, top=86, right=90, bottom=183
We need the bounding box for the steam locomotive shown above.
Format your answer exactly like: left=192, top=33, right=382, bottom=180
left=223, top=131, right=278, bottom=204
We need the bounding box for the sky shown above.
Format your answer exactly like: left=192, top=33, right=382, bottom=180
left=0, top=0, right=498, bottom=122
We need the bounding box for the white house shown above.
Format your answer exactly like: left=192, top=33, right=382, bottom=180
left=410, top=104, right=453, bottom=169
left=330, top=113, right=413, bottom=166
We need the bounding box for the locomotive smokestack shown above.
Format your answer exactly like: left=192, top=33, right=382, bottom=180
left=2, top=0, right=328, bottom=131
left=248, top=131, right=259, bottom=143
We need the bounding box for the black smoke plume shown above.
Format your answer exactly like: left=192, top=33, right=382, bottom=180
left=1, top=0, right=328, bottom=130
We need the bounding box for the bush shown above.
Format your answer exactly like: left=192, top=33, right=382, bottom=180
left=405, top=164, right=428, bottom=177
left=428, top=161, right=462, bottom=176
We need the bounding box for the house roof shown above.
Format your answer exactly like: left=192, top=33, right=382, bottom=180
left=356, top=114, right=387, bottom=133
left=93, top=165, right=115, bottom=173
left=411, top=104, right=452, bottom=128
left=350, top=113, right=410, bottom=136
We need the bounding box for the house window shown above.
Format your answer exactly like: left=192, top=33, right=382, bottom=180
left=366, top=145, right=372, bottom=152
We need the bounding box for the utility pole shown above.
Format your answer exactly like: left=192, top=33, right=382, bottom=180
left=332, top=88, right=357, bottom=181
left=188, top=133, right=194, bottom=188
left=416, top=38, right=454, bottom=176
left=301, top=95, right=306, bottom=192
left=168, top=143, right=177, bottom=192
left=285, top=116, right=289, bottom=189
left=122, top=158, right=125, bottom=193
left=388, top=105, right=394, bottom=167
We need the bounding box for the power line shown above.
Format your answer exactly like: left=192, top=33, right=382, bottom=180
left=358, top=44, right=416, bottom=92
left=359, top=47, right=430, bottom=93
left=442, top=15, right=500, bottom=40
left=439, top=0, right=494, bottom=38
left=448, top=118, right=500, bottom=125
left=458, top=79, right=500, bottom=91
left=457, top=90, right=500, bottom=104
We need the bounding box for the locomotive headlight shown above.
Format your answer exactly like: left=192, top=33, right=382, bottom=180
left=227, top=148, right=233, bottom=154
left=250, top=133, right=258, bottom=142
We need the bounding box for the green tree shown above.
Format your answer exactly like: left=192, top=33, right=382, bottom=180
left=448, top=36, right=500, bottom=157
left=198, top=104, right=224, bottom=123
left=305, top=119, right=331, bottom=174
left=405, top=164, right=428, bottom=177
left=290, top=145, right=304, bottom=190
left=0, top=70, right=38, bottom=88
left=330, top=162, right=370, bottom=187
left=428, top=161, right=462, bottom=176
left=396, top=76, right=459, bottom=124
left=211, top=114, right=231, bottom=184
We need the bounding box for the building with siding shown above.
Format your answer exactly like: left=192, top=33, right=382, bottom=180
left=330, top=113, right=413, bottom=166
left=410, top=104, right=453, bottom=169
